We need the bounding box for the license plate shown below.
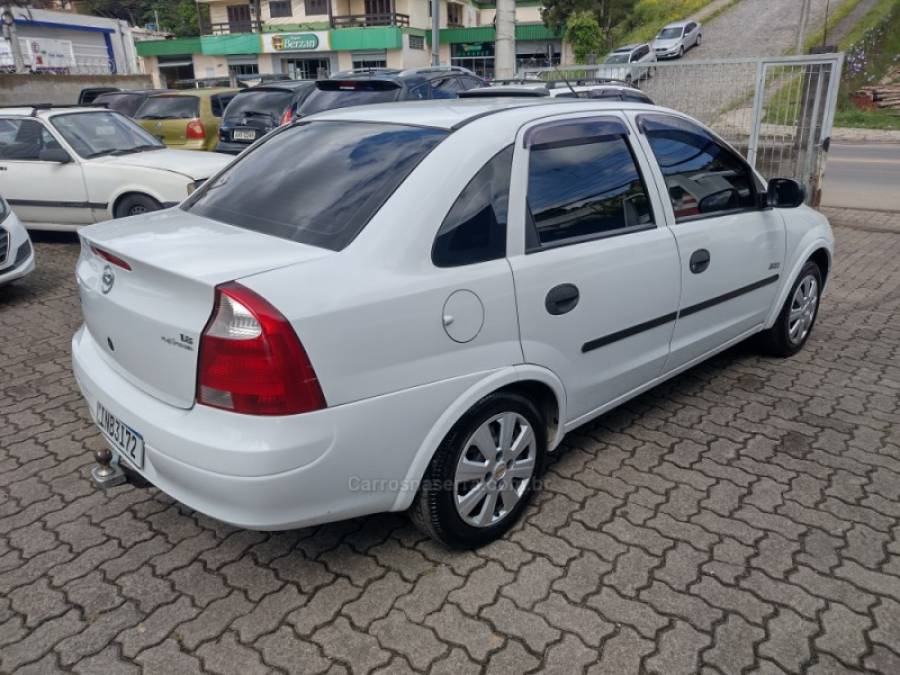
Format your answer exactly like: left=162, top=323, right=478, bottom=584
left=95, top=401, right=145, bottom=469
left=233, top=128, right=256, bottom=141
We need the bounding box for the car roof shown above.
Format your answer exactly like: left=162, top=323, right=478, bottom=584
left=0, top=105, right=102, bottom=117
left=614, top=44, right=639, bottom=52
left=148, top=88, right=238, bottom=98
left=662, top=20, right=691, bottom=28
left=238, top=80, right=315, bottom=93
left=304, top=97, right=656, bottom=130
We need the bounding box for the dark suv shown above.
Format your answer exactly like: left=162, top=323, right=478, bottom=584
left=296, top=66, right=485, bottom=118
left=93, top=89, right=172, bottom=118
left=215, top=80, right=317, bottom=154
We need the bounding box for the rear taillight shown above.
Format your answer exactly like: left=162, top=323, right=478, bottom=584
left=197, top=282, right=325, bottom=416
left=91, top=245, right=131, bottom=270
left=280, top=105, right=293, bottom=126
left=186, top=118, right=206, bottom=140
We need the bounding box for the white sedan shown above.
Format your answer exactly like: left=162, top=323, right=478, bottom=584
left=72, top=99, right=833, bottom=548
left=0, top=195, right=34, bottom=285
left=0, top=106, right=231, bottom=231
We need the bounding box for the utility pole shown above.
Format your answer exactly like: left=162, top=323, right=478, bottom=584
left=495, top=0, right=515, bottom=78
left=431, top=0, right=439, bottom=65
left=1, top=3, right=26, bottom=73
left=795, top=0, right=811, bottom=55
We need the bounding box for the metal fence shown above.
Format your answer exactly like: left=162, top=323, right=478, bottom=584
left=520, top=54, right=845, bottom=205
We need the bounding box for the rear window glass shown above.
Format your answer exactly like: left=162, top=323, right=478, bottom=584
left=225, top=89, right=293, bottom=121
left=299, top=84, right=401, bottom=115
left=185, top=121, right=447, bottom=250
left=136, top=96, right=199, bottom=120
left=94, top=93, right=146, bottom=117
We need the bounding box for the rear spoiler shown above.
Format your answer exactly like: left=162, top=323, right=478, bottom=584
left=316, top=80, right=401, bottom=92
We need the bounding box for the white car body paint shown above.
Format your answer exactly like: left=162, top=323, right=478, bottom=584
left=0, top=107, right=231, bottom=231
left=72, top=99, right=834, bottom=531
left=0, top=200, right=35, bottom=285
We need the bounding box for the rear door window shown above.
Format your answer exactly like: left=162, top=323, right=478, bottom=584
left=432, top=146, right=513, bottom=267
left=299, top=82, right=402, bottom=115
left=224, top=89, right=293, bottom=121
left=211, top=94, right=236, bottom=117
left=94, top=93, right=146, bottom=117
left=136, top=96, right=199, bottom=120
left=186, top=121, right=447, bottom=250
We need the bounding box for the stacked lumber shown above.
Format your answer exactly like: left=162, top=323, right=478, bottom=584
left=853, top=85, right=900, bottom=109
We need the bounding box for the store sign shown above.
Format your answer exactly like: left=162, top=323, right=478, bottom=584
left=0, top=37, right=76, bottom=71
left=263, top=32, right=329, bottom=53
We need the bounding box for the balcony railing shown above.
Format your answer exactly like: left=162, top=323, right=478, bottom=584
left=331, top=12, right=410, bottom=28
left=199, top=18, right=263, bottom=35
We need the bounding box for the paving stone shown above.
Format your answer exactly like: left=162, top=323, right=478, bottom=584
left=587, top=587, right=667, bottom=639
left=499, top=555, right=564, bottom=609
left=255, top=626, right=330, bottom=674
left=483, top=639, right=539, bottom=674
left=117, top=564, right=177, bottom=613
left=9, top=577, right=68, bottom=628
left=759, top=607, right=817, bottom=672
left=645, top=620, right=711, bottom=675
left=587, top=626, right=653, bottom=675
left=311, top=616, right=391, bottom=674
left=197, top=631, right=270, bottom=675
left=135, top=638, right=205, bottom=675
left=342, top=570, right=410, bottom=628
left=0, top=608, right=84, bottom=672
left=481, top=596, right=561, bottom=651
left=394, top=565, right=464, bottom=623
left=288, top=577, right=362, bottom=636
left=233, top=583, right=307, bottom=642
left=56, top=601, right=143, bottom=666
left=814, top=603, right=872, bottom=665
left=703, top=614, right=765, bottom=673
left=116, top=595, right=201, bottom=658
left=534, top=591, right=614, bottom=647
left=370, top=609, right=447, bottom=670
left=177, top=590, right=254, bottom=650
left=425, top=604, right=502, bottom=661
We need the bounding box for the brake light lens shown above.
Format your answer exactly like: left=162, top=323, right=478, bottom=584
left=280, top=105, right=293, bottom=126
left=197, top=282, right=325, bottom=416
left=91, top=245, right=131, bottom=270
left=186, top=118, right=206, bottom=140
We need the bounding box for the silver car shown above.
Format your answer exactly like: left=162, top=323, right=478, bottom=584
left=598, top=43, right=657, bottom=84
left=652, top=20, right=702, bottom=59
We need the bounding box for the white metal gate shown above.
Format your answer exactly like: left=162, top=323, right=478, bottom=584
left=520, top=54, right=845, bottom=205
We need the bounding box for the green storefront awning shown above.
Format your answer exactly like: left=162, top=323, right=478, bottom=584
left=434, top=23, right=562, bottom=45
left=135, top=37, right=202, bottom=57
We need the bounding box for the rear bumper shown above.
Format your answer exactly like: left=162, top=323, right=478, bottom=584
left=214, top=141, right=249, bottom=155
left=72, top=324, right=483, bottom=530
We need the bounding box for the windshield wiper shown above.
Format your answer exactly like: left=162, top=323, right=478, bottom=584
left=85, top=149, right=119, bottom=158
left=108, top=144, right=165, bottom=155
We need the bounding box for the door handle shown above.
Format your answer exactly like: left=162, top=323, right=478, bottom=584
left=690, top=249, right=711, bottom=274
left=545, top=283, right=580, bottom=315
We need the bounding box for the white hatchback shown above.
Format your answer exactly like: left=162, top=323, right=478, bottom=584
left=72, top=99, right=833, bottom=548
left=0, top=106, right=231, bottom=231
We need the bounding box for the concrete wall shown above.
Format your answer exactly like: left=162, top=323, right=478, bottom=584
left=0, top=74, right=152, bottom=106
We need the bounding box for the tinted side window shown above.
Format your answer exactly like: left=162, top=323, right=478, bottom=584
left=211, top=94, right=236, bottom=117
left=641, top=114, right=757, bottom=221
left=432, top=146, right=513, bottom=267
left=526, top=123, right=654, bottom=251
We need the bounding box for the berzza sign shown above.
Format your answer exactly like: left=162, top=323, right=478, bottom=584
left=262, top=31, right=330, bottom=52
left=273, top=33, right=319, bottom=50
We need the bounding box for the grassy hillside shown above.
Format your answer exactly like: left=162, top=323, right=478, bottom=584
left=833, top=0, right=900, bottom=129
left=613, top=0, right=731, bottom=46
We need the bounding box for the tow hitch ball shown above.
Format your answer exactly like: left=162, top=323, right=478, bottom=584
left=90, top=447, right=127, bottom=488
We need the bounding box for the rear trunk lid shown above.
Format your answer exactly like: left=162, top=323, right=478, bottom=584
left=75, top=208, right=332, bottom=408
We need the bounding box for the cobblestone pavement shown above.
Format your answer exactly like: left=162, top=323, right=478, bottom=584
left=2, top=207, right=900, bottom=675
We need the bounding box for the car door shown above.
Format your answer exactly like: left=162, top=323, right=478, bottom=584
left=0, top=117, right=91, bottom=227
left=633, top=112, right=786, bottom=371
left=685, top=23, right=698, bottom=47
left=507, top=114, right=681, bottom=424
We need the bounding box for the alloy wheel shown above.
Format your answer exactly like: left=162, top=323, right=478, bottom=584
left=788, top=274, right=818, bottom=345
left=453, top=412, right=536, bottom=528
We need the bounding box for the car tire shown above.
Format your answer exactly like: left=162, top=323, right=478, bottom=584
left=114, top=194, right=162, bottom=219
left=697, top=34, right=702, bottom=47
left=679, top=46, right=685, bottom=58
left=758, top=261, right=823, bottom=358
left=410, top=392, right=546, bottom=549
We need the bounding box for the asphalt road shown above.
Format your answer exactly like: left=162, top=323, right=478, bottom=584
left=822, top=142, right=900, bottom=212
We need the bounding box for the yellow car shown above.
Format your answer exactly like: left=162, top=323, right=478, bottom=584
left=134, top=88, right=238, bottom=151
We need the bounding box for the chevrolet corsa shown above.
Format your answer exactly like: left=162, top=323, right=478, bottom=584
left=72, top=99, right=833, bottom=548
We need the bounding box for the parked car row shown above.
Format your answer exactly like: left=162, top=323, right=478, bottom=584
left=596, top=19, right=703, bottom=84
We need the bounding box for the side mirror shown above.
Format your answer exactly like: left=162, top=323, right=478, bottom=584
left=767, top=178, right=806, bottom=208
left=39, top=148, right=72, bottom=164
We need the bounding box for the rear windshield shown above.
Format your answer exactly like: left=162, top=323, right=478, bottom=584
left=658, top=27, right=684, bottom=39
left=299, top=83, right=401, bottom=116
left=185, top=121, right=447, bottom=250
left=136, top=96, right=199, bottom=120
left=225, top=89, right=293, bottom=121
left=94, top=92, right=146, bottom=117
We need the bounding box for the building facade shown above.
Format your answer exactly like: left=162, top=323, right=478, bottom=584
left=136, top=0, right=562, bottom=86
left=0, top=6, right=140, bottom=74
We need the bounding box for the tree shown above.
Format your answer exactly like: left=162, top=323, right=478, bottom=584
left=79, top=0, right=201, bottom=36
left=566, top=11, right=602, bottom=64
left=541, top=0, right=637, bottom=51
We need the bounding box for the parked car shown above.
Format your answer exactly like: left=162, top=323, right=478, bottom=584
left=653, top=20, right=702, bottom=59
left=135, top=89, right=238, bottom=152
left=216, top=80, right=316, bottom=154
left=0, top=105, right=231, bottom=230
left=296, top=66, right=484, bottom=118
left=93, top=89, right=173, bottom=118
left=0, top=195, right=34, bottom=285
left=78, top=87, right=119, bottom=105
left=598, top=43, right=657, bottom=84
left=72, top=99, right=832, bottom=548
